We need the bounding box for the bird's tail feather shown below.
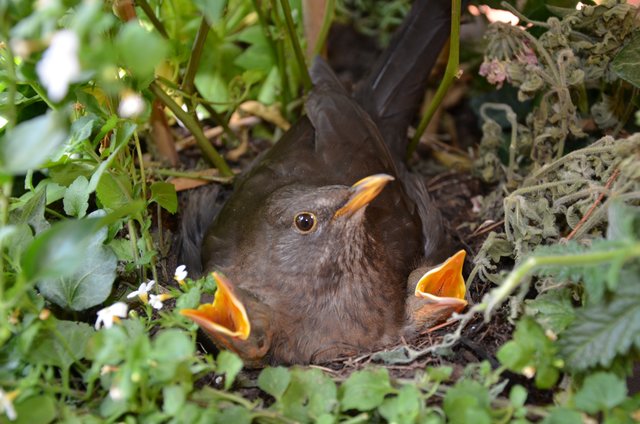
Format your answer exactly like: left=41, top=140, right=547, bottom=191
left=354, top=0, right=453, bottom=160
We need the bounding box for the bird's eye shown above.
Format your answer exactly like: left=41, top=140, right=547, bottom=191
left=294, top=212, right=317, bottom=233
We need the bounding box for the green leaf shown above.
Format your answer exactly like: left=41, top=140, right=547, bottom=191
left=96, top=172, right=131, bottom=211
left=558, top=269, right=640, bottom=370
left=151, top=329, right=194, bottom=382
left=379, top=385, right=421, bottom=423
left=258, top=367, right=291, bottom=400
left=21, top=218, right=102, bottom=281
left=27, top=320, right=93, bottom=370
left=443, top=380, right=491, bottom=424
left=497, top=317, right=560, bottom=389
left=9, top=186, right=50, bottom=234
left=216, top=350, right=243, bottom=390
left=193, top=0, right=228, bottom=25
left=612, top=33, right=640, bottom=89
left=195, top=71, right=229, bottom=113
left=0, top=111, right=69, bottom=175
left=217, top=406, right=251, bottom=424
left=63, top=175, right=90, bottom=218
left=280, top=368, right=337, bottom=421
left=176, top=286, right=202, bottom=309
left=339, top=368, right=394, bottom=411
left=541, top=407, right=583, bottom=424
left=574, top=372, right=627, bottom=414
left=116, top=23, right=168, bottom=81
left=163, top=385, right=187, bottom=415
left=36, top=222, right=117, bottom=311
left=150, top=181, right=178, bottom=214
left=525, top=288, right=576, bottom=333
left=13, top=394, right=57, bottom=424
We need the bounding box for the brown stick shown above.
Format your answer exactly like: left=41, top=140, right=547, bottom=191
left=565, top=168, right=621, bottom=241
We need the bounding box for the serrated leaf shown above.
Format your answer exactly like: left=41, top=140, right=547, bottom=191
left=612, top=33, right=640, bottom=89
left=63, top=175, right=90, bottom=218
left=339, top=368, right=393, bottom=411
left=150, top=181, right=177, bottom=214
left=573, top=372, right=626, bottom=414
left=258, top=367, right=291, bottom=400
left=36, top=223, right=117, bottom=310
left=0, top=111, right=69, bottom=175
left=27, top=320, right=93, bottom=370
left=525, top=288, right=575, bottom=333
left=558, top=269, right=640, bottom=370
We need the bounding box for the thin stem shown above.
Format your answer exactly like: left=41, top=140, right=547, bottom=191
left=278, top=0, right=312, bottom=92
left=407, top=0, right=461, bottom=158
left=181, top=17, right=210, bottom=95
left=150, top=168, right=233, bottom=183
left=483, top=243, right=640, bottom=319
left=136, top=0, right=169, bottom=38
left=312, top=0, right=335, bottom=57
left=149, top=82, right=232, bottom=176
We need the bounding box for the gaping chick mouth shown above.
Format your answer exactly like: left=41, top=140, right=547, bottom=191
left=333, top=174, right=395, bottom=218
left=414, top=249, right=468, bottom=311
left=180, top=272, right=251, bottom=340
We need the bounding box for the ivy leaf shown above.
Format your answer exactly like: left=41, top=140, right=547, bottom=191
left=150, top=181, right=178, bottom=214
left=525, top=288, right=575, bottom=333
left=63, top=175, right=90, bottom=218
left=0, top=111, right=68, bottom=175
left=612, top=32, right=640, bottom=89
left=27, top=320, right=94, bottom=370
left=558, top=269, right=640, bottom=371
left=339, top=368, right=394, bottom=411
left=36, top=223, right=117, bottom=311
left=573, top=372, right=627, bottom=414
left=258, top=367, right=291, bottom=401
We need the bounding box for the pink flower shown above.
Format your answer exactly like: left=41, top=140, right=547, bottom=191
left=479, top=59, right=509, bottom=88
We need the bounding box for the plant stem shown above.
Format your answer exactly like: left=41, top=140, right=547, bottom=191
left=278, top=0, right=312, bottom=92
left=483, top=243, right=640, bottom=319
left=136, top=0, right=169, bottom=38
left=150, top=168, right=233, bottom=183
left=181, top=17, right=210, bottom=95
left=312, top=0, right=335, bottom=57
left=149, top=82, right=232, bottom=176
left=407, top=0, right=461, bottom=159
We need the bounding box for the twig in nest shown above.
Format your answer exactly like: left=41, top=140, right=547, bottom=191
left=564, top=168, right=620, bottom=241
left=470, top=219, right=505, bottom=238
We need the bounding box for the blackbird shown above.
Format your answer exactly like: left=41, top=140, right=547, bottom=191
left=180, top=0, right=467, bottom=366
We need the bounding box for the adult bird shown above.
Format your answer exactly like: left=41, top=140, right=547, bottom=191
left=180, top=0, right=467, bottom=366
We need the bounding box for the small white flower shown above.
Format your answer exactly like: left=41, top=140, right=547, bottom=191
left=127, top=280, right=155, bottom=303
left=109, top=385, right=124, bottom=401
left=95, top=302, right=128, bottom=330
left=148, top=293, right=172, bottom=310
left=0, top=389, right=18, bottom=421
left=174, top=265, right=188, bottom=284
left=118, top=92, right=145, bottom=118
left=36, top=30, right=81, bottom=102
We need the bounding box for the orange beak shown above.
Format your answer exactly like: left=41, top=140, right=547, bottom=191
left=415, top=249, right=467, bottom=304
left=180, top=272, right=251, bottom=340
left=334, top=174, right=394, bottom=218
